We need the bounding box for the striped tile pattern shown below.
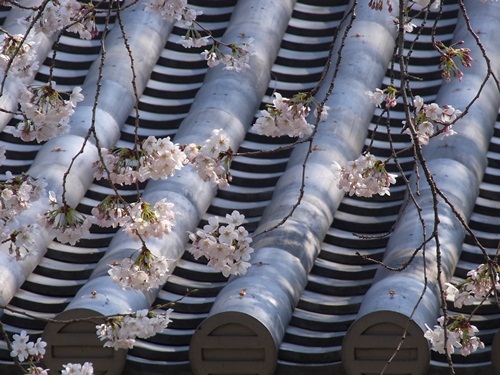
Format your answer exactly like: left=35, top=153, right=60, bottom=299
left=0, top=1, right=498, bottom=374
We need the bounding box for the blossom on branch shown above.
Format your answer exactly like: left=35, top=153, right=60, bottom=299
left=90, top=194, right=130, bottom=228
left=10, top=330, right=45, bottom=362
left=332, top=153, right=397, bottom=197
left=252, top=92, right=328, bottom=138
left=145, top=0, right=202, bottom=28
left=41, top=191, right=91, bottom=246
left=0, top=172, right=47, bottom=259
left=186, top=129, right=233, bottom=188
left=61, top=362, right=94, bottom=375
left=365, top=85, right=397, bottom=108
left=19, top=0, right=97, bottom=39
left=424, top=315, right=484, bottom=356
left=0, top=33, right=38, bottom=79
left=96, top=308, right=173, bottom=350
left=445, top=263, right=500, bottom=308
left=6, top=84, right=83, bottom=143
left=201, top=37, right=255, bottom=72
left=93, top=136, right=186, bottom=185
left=122, top=198, right=176, bottom=240
left=413, top=0, right=441, bottom=11
left=403, top=96, right=461, bottom=145
left=108, top=246, right=172, bottom=291
left=436, top=40, right=472, bottom=82
left=188, top=210, right=253, bottom=277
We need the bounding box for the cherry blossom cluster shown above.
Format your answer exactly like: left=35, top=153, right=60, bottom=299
left=145, top=0, right=254, bottom=70
left=41, top=191, right=91, bottom=246
left=391, top=16, right=417, bottom=33
left=9, top=330, right=93, bottom=375
left=1, top=172, right=46, bottom=217
left=10, top=330, right=46, bottom=363
left=445, top=263, right=500, bottom=308
left=403, top=95, right=461, bottom=145
left=145, top=0, right=201, bottom=27
left=122, top=198, right=176, bottom=240
left=201, top=37, right=255, bottom=72
left=185, top=129, right=233, bottom=188
left=19, top=0, right=98, bottom=39
left=61, top=362, right=94, bottom=375
left=91, top=195, right=175, bottom=242
left=252, top=92, right=329, bottom=138
left=179, top=25, right=210, bottom=49
left=6, top=83, right=84, bottom=143
left=436, top=40, right=472, bottom=82
left=90, top=194, right=129, bottom=228
left=0, top=172, right=46, bottom=259
left=96, top=308, right=173, bottom=350
left=424, top=315, right=484, bottom=356
left=331, top=153, right=397, bottom=197
left=0, top=33, right=38, bottom=80
left=188, top=210, right=254, bottom=277
left=108, top=247, right=172, bottom=291
left=365, top=85, right=398, bottom=109
left=94, top=136, right=186, bottom=185
left=369, top=0, right=441, bottom=12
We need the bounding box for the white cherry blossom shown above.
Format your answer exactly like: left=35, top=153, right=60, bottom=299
left=188, top=210, right=253, bottom=277
left=108, top=248, right=172, bottom=291
left=96, top=308, right=173, bottom=350
left=187, top=129, right=233, bottom=187
left=365, top=88, right=385, bottom=107
left=6, top=83, right=83, bottom=143
left=252, top=92, right=316, bottom=138
left=61, top=362, right=94, bottom=375
left=41, top=191, right=91, bottom=246
left=425, top=315, right=484, bottom=356
left=332, top=153, right=397, bottom=197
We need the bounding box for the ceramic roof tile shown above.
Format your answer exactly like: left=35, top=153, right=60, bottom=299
left=1, top=0, right=500, bottom=374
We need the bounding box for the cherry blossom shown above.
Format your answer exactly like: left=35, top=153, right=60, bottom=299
left=108, top=247, right=172, bottom=291
left=365, top=88, right=385, bottom=107
left=90, top=194, right=129, bottom=228
left=201, top=37, right=255, bottom=72
left=19, top=0, right=97, bottom=39
left=145, top=0, right=202, bottom=27
left=188, top=210, right=253, bottom=277
left=425, top=315, right=484, bottom=356
left=445, top=263, right=500, bottom=308
left=403, top=96, right=461, bottom=145
left=93, top=136, right=186, bottom=185
left=391, top=17, right=417, bottom=33
left=186, top=129, right=233, bottom=187
left=3, top=222, right=41, bottom=260
left=436, top=40, right=472, bottom=82
left=41, top=191, right=91, bottom=246
left=6, top=84, right=83, bottom=143
left=61, top=362, right=94, bottom=375
left=96, top=308, right=173, bottom=350
left=413, top=0, right=441, bottom=9
left=252, top=92, right=326, bottom=138
left=365, top=86, right=398, bottom=108
left=332, top=153, right=397, bottom=197
left=1, top=172, right=46, bottom=215
left=9, top=329, right=92, bottom=374
left=179, top=35, right=210, bottom=49
left=0, top=172, right=47, bottom=258
left=122, top=198, right=176, bottom=240
left=27, top=367, right=49, bottom=375
left=10, top=330, right=47, bottom=366
left=0, top=33, right=38, bottom=79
